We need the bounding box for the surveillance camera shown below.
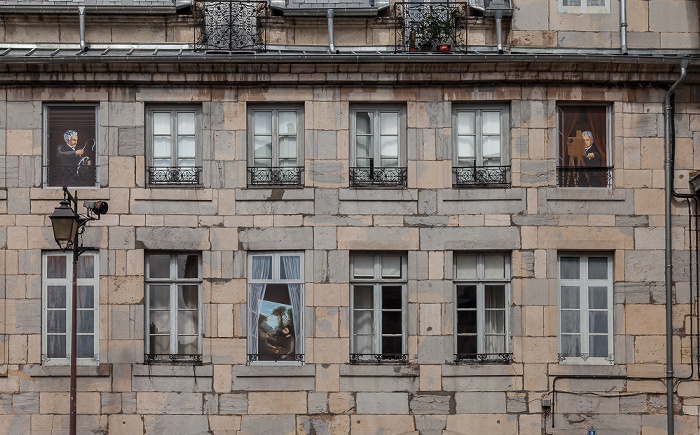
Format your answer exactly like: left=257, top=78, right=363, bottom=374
left=83, top=200, right=108, bottom=215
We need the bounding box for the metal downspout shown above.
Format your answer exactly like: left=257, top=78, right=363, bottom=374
left=664, top=58, right=689, bottom=435
left=79, top=6, right=87, bottom=52
left=495, top=10, right=504, bottom=54
left=620, top=0, right=628, bottom=54
left=327, top=9, right=336, bottom=54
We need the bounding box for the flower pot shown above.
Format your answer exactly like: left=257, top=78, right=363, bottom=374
left=437, top=43, right=451, bottom=52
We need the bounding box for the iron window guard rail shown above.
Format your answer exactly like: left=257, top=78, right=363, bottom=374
left=147, top=166, right=202, bottom=186
left=350, top=353, right=409, bottom=364
left=193, top=0, right=268, bottom=51
left=394, top=2, right=467, bottom=53
left=247, top=353, right=305, bottom=363
left=349, top=167, right=407, bottom=187
left=453, top=165, right=510, bottom=187
left=44, top=165, right=98, bottom=187
left=556, top=166, right=613, bottom=188
left=145, top=354, right=203, bottom=365
left=247, top=166, right=304, bottom=187
left=454, top=353, right=513, bottom=363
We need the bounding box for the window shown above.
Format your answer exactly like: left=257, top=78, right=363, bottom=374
left=558, top=253, right=613, bottom=364
left=247, top=106, right=304, bottom=187
left=42, top=252, right=99, bottom=364
left=350, top=106, right=407, bottom=187
left=248, top=252, right=304, bottom=363
left=44, top=104, right=99, bottom=188
left=454, top=253, right=511, bottom=362
left=350, top=253, right=407, bottom=362
left=146, top=107, right=202, bottom=186
left=557, top=105, right=612, bottom=187
left=558, top=0, right=610, bottom=14
left=452, top=105, right=510, bottom=187
left=145, top=252, right=202, bottom=364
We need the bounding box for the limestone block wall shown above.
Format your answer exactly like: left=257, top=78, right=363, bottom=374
left=0, top=62, right=699, bottom=434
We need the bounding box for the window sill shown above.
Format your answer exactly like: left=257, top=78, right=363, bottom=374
left=350, top=353, right=408, bottom=364
left=234, top=364, right=315, bottom=377
left=442, top=363, right=521, bottom=377
left=340, top=364, right=419, bottom=377
left=557, top=357, right=615, bottom=366
left=132, top=188, right=213, bottom=201
left=235, top=188, right=314, bottom=201
left=544, top=187, right=626, bottom=202
left=27, top=363, right=111, bottom=377
left=549, top=363, right=623, bottom=376
left=442, top=187, right=523, bottom=202
left=133, top=364, right=213, bottom=377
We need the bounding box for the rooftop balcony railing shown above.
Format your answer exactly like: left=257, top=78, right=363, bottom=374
left=194, top=0, right=268, bottom=51
left=394, top=2, right=467, bottom=53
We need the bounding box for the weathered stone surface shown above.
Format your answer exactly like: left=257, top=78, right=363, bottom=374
left=355, top=392, right=409, bottom=414
left=144, top=415, right=210, bottom=435
left=240, top=415, right=296, bottom=435
left=410, top=394, right=451, bottom=415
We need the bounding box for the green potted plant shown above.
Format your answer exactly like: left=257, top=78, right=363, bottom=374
left=414, top=6, right=459, bottom=52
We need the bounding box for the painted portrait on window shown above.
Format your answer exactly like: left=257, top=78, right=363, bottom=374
left=557, top=105, right=610, bottom=187
left=45, top=105, right=98, bottom=187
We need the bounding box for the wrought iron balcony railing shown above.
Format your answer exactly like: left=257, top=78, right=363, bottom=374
left=395, top=2, right=467, bottom=53
left=350, top=353, right=408, bottom=364
left=349, top=167, right=407, bottom=187
left=148, top=166, right=202, bottom=186
left=145, top=353, right=203, bottom=365
left=247, top=353, right=305, bottom=363
left=194, top=1, right=268, bottom=51
left=556, top=166, right=612, bottom=188
left=247, top=167, right=304, bottom=187
left=454, top=352, right=513, bottom=363
left=453, top=165, right=510, bottom=187
left=45, top=165, right=98, bottom=187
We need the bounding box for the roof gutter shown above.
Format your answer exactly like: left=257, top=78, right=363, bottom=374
left=0, top=5, right=178, bottom=14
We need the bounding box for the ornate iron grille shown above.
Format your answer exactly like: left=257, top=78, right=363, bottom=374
left=394, top=2, right=467, bottom=53
left=247, top=167, right=304, bottom=187
left=194, top=1, right=268, bottom=51
left=145, top=354, right=203, bottom=365
left=247, top=353, right=305, bottom=363
left=454, top=353, right=513, bottom=363
left=44, top=165, right=98, bottom=187
left=453, top=165, right=510, bottom=187
left=350, top=353, right=408, bottom=364
left=349, top=167, right=407, bottom=187
left=556, top=166, right=612, bottom=188
left=148, top=167, right=202, bottom=186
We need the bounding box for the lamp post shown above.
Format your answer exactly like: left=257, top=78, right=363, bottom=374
left=49, top=186, right=107, bottom=435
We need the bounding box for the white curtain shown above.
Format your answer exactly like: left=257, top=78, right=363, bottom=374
left=281, top=256, right=302, bottom=353
left=249, top=256, right=271, bottom=355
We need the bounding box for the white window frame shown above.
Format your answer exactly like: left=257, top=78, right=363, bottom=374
left=558, top=0, right=610, bottom=14
left=452, top=104, right=509, bottom=167
left=42, top=251, right=99, bottom=365
left=350, top=253, right=408, bottom=363
left=247, top=251, right=305, bottom=365
left=247, top=106, right=305, bottom=169
left=453, top=252, right=511, bottom=362
left=145, top=106, right=202, bottom=185
left=350, top=105, right=407, bottom=170
left=145, top=252, right=203, bottom=363
left=558, top=253, right=614, bottom=365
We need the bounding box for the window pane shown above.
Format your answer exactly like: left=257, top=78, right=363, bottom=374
left=589, top=311, right=608, bottom=333
left=153, top=112, right=171, bottom=135
left=149, top=311, right=170, bottom=334
left=279, top=137, right=297, bottom=160
left=380, top=158, right=398, bottom=168
left=77, top=311, right=94, bottom=333
left=353, top=310, right=373, bottom=335
left=254, top=137, right=272, bottom=158
left=353, top=255, right=374, bottom=278
left=278, top=111, right=297, bottom=135
left=457, top=137, right=475, bottom=160
left=484, top=255, right=506, bottom=279
left=381, top=255, right=401, bottom=278
left=484, top=310, right=505, bottom=334
left=47, top=310, right=66, bottom=334
left=589, top=335, right=608, bottom=357
left=254, top=112, right=272, bottom=135
left=153, top=137, right=172, bottom=159
left=485, top=285, right=506, bottom=308
left=77, top=286, right=94, bottom=309
left=353, top=334, right=372, bottom=354
left=588, top=286, right=608, bottom=309
left=381, top=336, right=402, bottom=354
left=560, top=286, right=580, bottom=309
left=178, top=285, right=198, bottom=309
left=380, top=136, right=398, bottom=159
left=47, top=335, right=66, bottom=359
left=456, top=285, right=477, bottom=309
left=588, top=257, right=608, bottom=280
left=47, top=286, right=66, bottom=309
left=482, top=137, right=501, bottom=165
left=382, top=286, right=402, bottom=309
left=353, top=286, right=374, bottom=309
left=560, top=256, right=580, bottom=279
left=457, top=311, right=477, bottom=333
left=177, top=112, right=196, bottom=136
left=356, top=112, right=372, bottom=135
left=381, top=311, right=402, bottom=335
left=47, top=255, right=67, bottom=279
left=76, top=335, right=94, bottom=358
left=484, top=335, right=506, bottom=354
left=178, top=336, right=199, bottom=356
left=279, top=255, right=300, bottom=280
left=561, top=335, right=580, bottom=357
left=355, top=136, right=371, bottom=159
left=178, top=158, right=196, bottom=168
left=455, top=255, right=477, bottom=280
left=178, top=136, right=196, bottom=159
left=457, top=335, right=477, bottom=354
left=380, top=112, right=398, bottom=135
left=482, top=111, right=501, bottom=135
left=251, top=256, right=272, bottom=280
left=178, top=254, right=199, bottom=278
left=178, top=310, right=198, bottom=335
left=563, top=0, right=581, bottom=5
left=457, top=112, right=475, bottom=135
left=561, top=310, right=580, bottom=333
left=150, top=335, right=169, bottom=355
left=148, top=255, right=171, bottom=278
left=77, top=255, right=95, bottom=278
left=149, top=285, right=170, bottom=309
left=153, top=159, right=171, bottom=168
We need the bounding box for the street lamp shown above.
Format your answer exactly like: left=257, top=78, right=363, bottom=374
left=49, top=186, right=107, bottom=435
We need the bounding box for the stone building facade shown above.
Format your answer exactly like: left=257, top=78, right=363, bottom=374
left=0, top=0, right=700, bottom=434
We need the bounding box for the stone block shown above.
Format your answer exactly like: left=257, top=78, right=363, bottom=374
left=238, top=227, right=313, bottom=251
left=356, top=392, right=409, bottom=414
left=420, top=364, right=442, bottom=392
left=625, top=304, right=665, bottom=335
left=108, top=414, right=143, bottom=435
left=307, top=392, right=328, bottom=414
left=351, top=415, right=415, bottom=434
left=419, top=303, right=442, bottom=336
left=297, top=415, right=350, bottom=435
left=409, top=393, right=451, bottom=415
left=240, top=415, right=296, bottom=435
left=329, top=392, right=355, bottom=414
left=144, top=415, right=210, bottom=435
left=209, top=415, right=242, bottom=433
left=137, top=392, right=204, bottom=414
left=446, top=414, right=517, bottom=434
left=101, top=392, right=122, bottom=414
left=118, top=127, right=145, bottom=156
left=315, top=364, right=340, bottom=392
left=248, top=391, right=307, bottom=415
left=12, top=393, right=39, bottom=414
left=419, top=227, right=520, bottom=251
left=219, top=393, right=248, bottom=414
left=455, top=392, right=506, bottom=414
left=136, top=227, right=210, bottom=251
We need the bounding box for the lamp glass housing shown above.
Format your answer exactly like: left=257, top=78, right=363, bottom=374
left=50, top=200, right=78, bottom=250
